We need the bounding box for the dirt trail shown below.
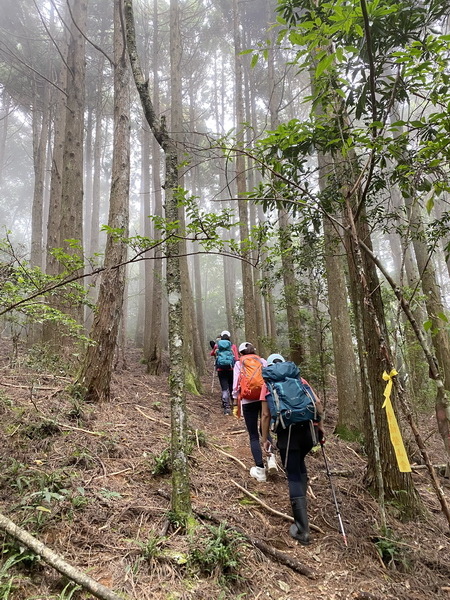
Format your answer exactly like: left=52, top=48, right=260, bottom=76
left=0, top=347, right=449, bottom=599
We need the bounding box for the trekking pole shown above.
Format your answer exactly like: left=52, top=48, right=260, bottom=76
left=320, top=439, right=348, bottom=546
left=211, top=361, right=215, bottom=393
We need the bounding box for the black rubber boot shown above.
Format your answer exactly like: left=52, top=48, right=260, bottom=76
left=221, top=390, right=231, bottom=415
left=290, top=496, right=310, bottom=545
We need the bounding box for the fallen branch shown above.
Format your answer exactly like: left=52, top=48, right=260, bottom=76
left=0, top=511, right=123, bottom=600
left=211, top=444, right=247, bottom=469
left=135, top=405, right=170, bottom=427
left=196, top=508, right=316, bottom=579
left=154, top=489, right=316, bottom=579
left=231, top=479, right=324, bottom=534
left=0, top=382, right=62, bottom=391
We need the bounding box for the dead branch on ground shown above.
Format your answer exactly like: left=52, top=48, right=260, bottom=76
left=0, top=511, right=123, bottom=600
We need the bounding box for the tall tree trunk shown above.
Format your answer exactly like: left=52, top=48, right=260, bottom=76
left=136, top=123, right=152, bottom=349
left=44, top=26, right=68, bottom=346
left=77, top=0, right=130, bottom=402
left=278, top=208, right=304, bottom=363
left=145, top=0, right=164, bottom=375
left=170, top=0, right=204, bottom=386
left=404, top=194, right=450, bottom=464
left=58, top=0, right=87, bottom=325
left=318, top=148, right=363, bottom=434
left=126, top=0, right=192, bottom=521
left=233, top=0, right=257, bottom=345
left=30, top=85, right=50, bottom=271
left=0, top=90, right=10, bottom=187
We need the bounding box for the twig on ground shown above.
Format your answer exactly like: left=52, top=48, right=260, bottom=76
left=211, top=444, right=247, bottom=469
left=0, top=511, right=124, bottom=600
left=196, top=507, right=316, bottom=580
left=231, top=479, right=324, bottom=534
left=135, top=405, right=170, bottom=427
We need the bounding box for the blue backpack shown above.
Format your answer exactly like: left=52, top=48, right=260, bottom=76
left=262, top=361, right=317, bottom=429
left=215, top=339, right=235, bottom=368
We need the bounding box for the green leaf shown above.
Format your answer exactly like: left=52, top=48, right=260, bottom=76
left=316, top=53, right=334, bottom=77
left=251, top=53, right=259, bottom=68
left=438, top=312, right=449, bottom=323
left=426, top=196, right=434, bottom=214
left=423, top=320, right=433, bottom=332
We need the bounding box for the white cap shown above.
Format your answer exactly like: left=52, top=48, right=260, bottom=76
left=267, top=353, right=285, bottom=365
left=221, top=330, right=231, bottom=337
left=239, top=342, right=250, bottom=353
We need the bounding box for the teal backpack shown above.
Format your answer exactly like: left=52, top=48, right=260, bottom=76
left=262, top=361, right=317, bottom=429
left=215, top=340, right=235, bottom=368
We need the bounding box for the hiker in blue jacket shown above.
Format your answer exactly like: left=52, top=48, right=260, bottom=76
left=210, top=331, right=239, bottom=415
left=260, top=353, right=324, bottom=546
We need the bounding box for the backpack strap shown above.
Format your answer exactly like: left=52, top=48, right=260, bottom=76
left=284, top=424, right=292, bottom=470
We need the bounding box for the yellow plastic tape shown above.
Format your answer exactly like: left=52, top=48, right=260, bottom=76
left=382, top=370, right=411, bottom=473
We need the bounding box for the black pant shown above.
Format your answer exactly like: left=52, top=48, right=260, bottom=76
left=242, top=401, right=264, bottom=467
left=217, top=369, right=233, bottom=395
left=277, top=422, right=314, bottom=498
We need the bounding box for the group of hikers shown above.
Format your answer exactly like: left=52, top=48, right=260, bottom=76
left=209, top=330, right=324, bottom=546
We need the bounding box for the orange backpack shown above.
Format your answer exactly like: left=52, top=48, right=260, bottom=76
left=238, top=355, right=264, bottom=400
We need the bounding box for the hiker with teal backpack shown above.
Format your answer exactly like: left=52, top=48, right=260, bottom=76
left=210, top=331, right=239, bottom=415
left=261, top=353, right=324, bottom=546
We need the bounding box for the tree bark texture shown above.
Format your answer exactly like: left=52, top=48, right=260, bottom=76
left=278, top=208, right=304, bottom=364
left=233, top=0, right=257, bottom=346
left=58, top=0, right=87, bottom=325
left=77, top=0, right=130, bottom=403
left=125, top=0, right=192, bottom=519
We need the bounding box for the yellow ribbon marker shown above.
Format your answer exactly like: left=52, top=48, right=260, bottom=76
left=382, top=370, right=411, bottom=473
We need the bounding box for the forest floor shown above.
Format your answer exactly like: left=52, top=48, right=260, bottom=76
left=1, top=343, right=450, bottom=600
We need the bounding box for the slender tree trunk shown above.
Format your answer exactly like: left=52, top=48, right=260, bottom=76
left=145, top=0, right=164, bottom=375
left=317, top=147, right=363, bottom=434
left=0, top=90, right=10, bottom=187
left=278, top=208, right=304, bottom=363
left=30, top=85, right=49, bottom=271
left=233, top=0, right=257, bottom=345
left=59, top=0, right=87, bottom=325
left=77, top=0, right=130, bottom=402
left=170, top=0, right=203, bottom=386
left=126, top=0, right=192, bottom=520
left=136, top=123, right=152, bottom=349
left=404, top=194, right=450, bottom=464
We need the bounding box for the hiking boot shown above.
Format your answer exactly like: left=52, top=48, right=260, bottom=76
left=224, top=408, right=231, bottom=415
left=290, top=496, right=310, bottom=545
left=250, top=466, right=267, bottom=482
left=267, top=453, right=278, bottom=475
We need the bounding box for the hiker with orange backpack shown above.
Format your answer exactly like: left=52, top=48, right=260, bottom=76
left=232, top=342, right=276, bottom=482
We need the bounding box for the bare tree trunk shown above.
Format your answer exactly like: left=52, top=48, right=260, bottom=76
left=30, top=85, right=49, bottom=271
left=233, top=0, right=257, bottom=345
left=126, top=0, right=192, bottom=520
left=58, top=0, right=87, bottom=327
left=170, top=0, right=203, bottom=387
left=0, top=90, right=10, bottom=187
left=404, top=194, right=450, bottom=467
left=77, top=0, right=130, bottom=402
left=44, top=25, right=68, bottom=346
left=136, top=123, right=152, bottom=349
left=278, top=208, right=304, bottom=363
left=145, top=0, right=164, bottom=375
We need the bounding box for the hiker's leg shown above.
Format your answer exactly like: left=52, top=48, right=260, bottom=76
left=217, top=371, right=231, bottom=413
left=226, top=370, right=234, bottom=411
left=279, top=425, right=314, bottom=545
left=242, top=401, right=264, bottom=467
